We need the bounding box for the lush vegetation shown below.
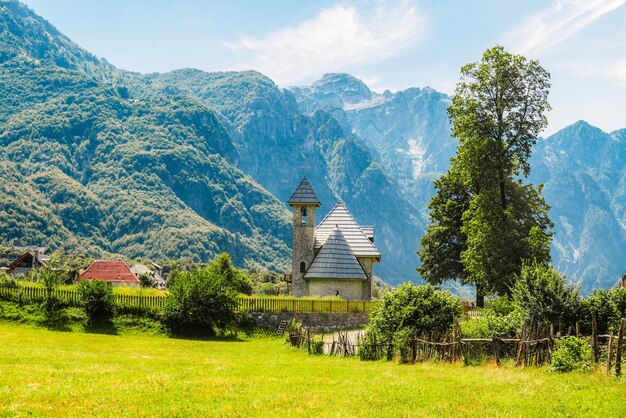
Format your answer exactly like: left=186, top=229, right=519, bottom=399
left=77, top=280, right=116, bottom=326
left=163, top=254, right=245, bottom=337
left=1, top=322, right=625, bottom=416
left=0, top=2, right=291, bottom=272
left=419, top=46, right=553, bottom=305
left=360, top=284, right=461, bottom=361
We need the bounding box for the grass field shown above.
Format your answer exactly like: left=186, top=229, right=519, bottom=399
left=1, top=323, right=626, bottom=416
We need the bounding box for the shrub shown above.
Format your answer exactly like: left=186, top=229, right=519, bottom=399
left=549, top=336, right=592, bottom=373
left=512, top=262, right=582, bottom=332
left=583, top=288, right=626, bottom=335
left=357, top=330, right=386, bottom=361
left=0, top=271, right=18, bottom=288
left=163, top=266, right=239, bottom=337
left=364, top=283, right=462, bottom=357
left=207, top=253, right=253, bottom=295
left=138, top=273, right=155, bottom=289
left=77, top=280, right=116, bottom=326
left=310, top=338, right=324, bottom=355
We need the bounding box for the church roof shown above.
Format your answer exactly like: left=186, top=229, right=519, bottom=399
left=315, top=202, right=380, bottom=260
left=305, top=226, right=368, bottom=280
left=287, top=177, right=321, bottom=206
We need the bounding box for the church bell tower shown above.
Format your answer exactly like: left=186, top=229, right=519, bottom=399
left=287, top=177, right=320, bottom=297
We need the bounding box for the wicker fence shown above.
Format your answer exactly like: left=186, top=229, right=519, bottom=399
left=0, top=285, right=377, bottom=313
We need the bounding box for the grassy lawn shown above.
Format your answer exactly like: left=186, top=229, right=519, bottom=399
left=1, top=323, right=625, bottom=416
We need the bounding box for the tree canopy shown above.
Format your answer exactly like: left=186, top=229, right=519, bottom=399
left=418, top=46, right=553, bottom=305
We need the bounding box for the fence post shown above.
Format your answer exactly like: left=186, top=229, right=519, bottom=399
left=615, top=318, right=625, bottom=377
left=607, top=335, right=614, bottom=374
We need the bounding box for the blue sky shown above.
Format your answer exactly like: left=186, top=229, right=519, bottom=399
left=22, top=0, right=626, bottom=135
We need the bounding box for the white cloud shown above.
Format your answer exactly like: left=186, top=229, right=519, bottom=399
left=225, top=1, right=426, bottom=86
left=503, top=0, right=626, bottom=57
left=607, top=58, right=626, bottom=83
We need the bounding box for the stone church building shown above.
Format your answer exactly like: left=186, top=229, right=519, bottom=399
left=288, top=177, right=380, bottom=301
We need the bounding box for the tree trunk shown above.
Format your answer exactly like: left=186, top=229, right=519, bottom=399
left=475, top=284, right=485, bottom=308
left=499, top=169, right=507, bottom=210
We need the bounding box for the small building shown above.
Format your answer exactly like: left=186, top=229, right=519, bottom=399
left=5, top=250, right=50, bottom=277
left=288, top=177, right=380, bottom=300
left=79, top=261, right=140, bottom=288
left=130, top=264, right=166, bottom=289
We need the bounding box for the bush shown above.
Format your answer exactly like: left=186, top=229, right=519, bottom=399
left=364, top=283, right=462, bottom=356
left=583, top=288, right=626, bottom=335
left=163, top=265, right=240, bottom=337
left=512, top=262, right=582, bottom=332
left=548, top=336, right=592, bottom=373
left=77, top=280, right=116, bottom=326
left=357, top=330, right=386, bottom=361
left=207, top=253, right=253, bottom=295
left=310, top=338, right=324, bottom=355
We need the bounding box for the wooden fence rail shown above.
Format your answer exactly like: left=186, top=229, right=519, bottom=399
left=0, top=285, right=378, bottom=313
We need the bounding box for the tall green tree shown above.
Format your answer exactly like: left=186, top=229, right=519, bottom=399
left=418, top=46, right=553, bottom=306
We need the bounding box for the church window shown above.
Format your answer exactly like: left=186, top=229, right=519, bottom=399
left=301, top=207, right=308, bottom=224
left=300, top=262, right=306, bottom=273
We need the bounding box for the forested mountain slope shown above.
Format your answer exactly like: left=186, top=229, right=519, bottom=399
left=1, top=1, right=624, bottom=290
left=0, top=1, right=291, bottom=270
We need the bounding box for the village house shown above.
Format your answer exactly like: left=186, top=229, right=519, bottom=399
left=1, top=241, right=50, bottom=277
left=130, top=263, right=166, bottom=289
left=79, top=260, right=140, bottom=288
left=288, top=177, right=380, bottom=301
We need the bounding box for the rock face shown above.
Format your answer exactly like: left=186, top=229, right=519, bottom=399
left=530, top=121, right=626, bottom=293
left=292, top=76, right=626, bottom=292
left=1, top=2, right=624, bottom=291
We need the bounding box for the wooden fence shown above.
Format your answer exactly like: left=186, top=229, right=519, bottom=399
left=237, top=297, right=377, bottom=313
left=0, top=285, right=376, bottom=313
left=288, top=318, right=626, bottom=374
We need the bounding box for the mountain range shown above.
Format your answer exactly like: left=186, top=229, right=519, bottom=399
left=0, top=1, right=624, bottom=293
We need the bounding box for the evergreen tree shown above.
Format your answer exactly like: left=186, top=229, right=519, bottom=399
left=418, top=46, right=553, bottom=306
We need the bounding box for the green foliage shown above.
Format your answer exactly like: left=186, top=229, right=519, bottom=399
left=419, top=46, right=553, bottom=304
left=247, top=268, right=287, bottom=296
left=206, top=253, right=253, bottom=295
left=34, top=267, right=65, bottom=314
left=583, top=288, right=626, bottom=335
left=357, top=329, right=385, bottom=361
left=512, top=262, right=582, bottom=332
left=162, top=255, right=242, bottom=336
left=310, top=338, right=324, bottom=355
left=548, top=337, right=592, bottom=373
left=77, top=280, right=116, bottom=326
left=138, top=273, right=155, bottom=289
left=462, top=296, right=523, bottom=339
left=366, top=284, right=462, bottom=347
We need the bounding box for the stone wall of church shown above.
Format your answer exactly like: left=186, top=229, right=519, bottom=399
left=308, top=279, right=367, bottom=301
left=357, top=257, right=374, bottom=300
left=291, top=205, right=316, bottom=297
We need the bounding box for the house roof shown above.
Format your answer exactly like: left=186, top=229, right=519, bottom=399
left=6, top=251, right=49, bottom=272
left=79, top=261, right=139, bottom=283
left=305, top=226, right=368, bottom=280
left=130, top=264, right=165, bottom=283
left=287, top=177, right=321, bottom=207
left=315, top=202, right=380, bottom=260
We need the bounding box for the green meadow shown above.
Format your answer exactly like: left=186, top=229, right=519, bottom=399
left=1, top=322, right=625, bottom=417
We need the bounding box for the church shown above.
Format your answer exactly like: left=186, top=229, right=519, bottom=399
left=288, top=177, right=380, bottom=301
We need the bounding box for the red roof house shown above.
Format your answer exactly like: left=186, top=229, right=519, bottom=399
left=79, top=261, right=140, bottom=287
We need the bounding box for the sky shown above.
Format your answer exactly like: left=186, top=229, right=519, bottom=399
left=21, top=0, right=626, bottom=135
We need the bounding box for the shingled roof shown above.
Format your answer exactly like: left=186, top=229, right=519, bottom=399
left=305, top=226, right=368, bottom=280
left=79, top=261, right=139, bottom=284
left=315, top=202, right=380, bottom=260
left=287, top=176, right=321, bottom=206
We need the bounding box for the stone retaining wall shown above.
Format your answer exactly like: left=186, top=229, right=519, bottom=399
left=248, top=311, right=369, bottom=332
